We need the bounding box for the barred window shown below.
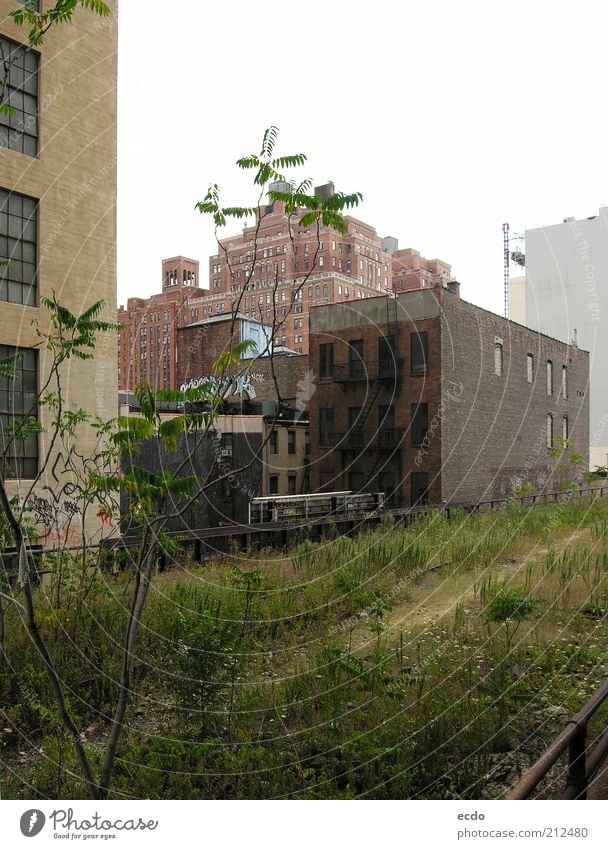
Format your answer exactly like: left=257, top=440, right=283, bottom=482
left=0, top=189, right=38, bottom=305
left=0, top=345, right=38, bottom=478
left=0, top=35, right=38, bottom=157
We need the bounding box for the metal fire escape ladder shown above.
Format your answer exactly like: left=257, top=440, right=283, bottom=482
left=348, top=293, right=400, bottom=445
left=361, top=450, right=386, bottom=491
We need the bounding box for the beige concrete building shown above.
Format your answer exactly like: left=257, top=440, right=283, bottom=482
left=0, top=1, right=118, bottom=545
left=508, top=275, right=526, bottom=325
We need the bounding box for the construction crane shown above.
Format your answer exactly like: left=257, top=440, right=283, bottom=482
left=502, top=223, right=525, bottom=318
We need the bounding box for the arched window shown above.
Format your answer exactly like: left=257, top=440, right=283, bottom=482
left=494, top=343, right=503, bottom=377
left=547, top=360, right=553, bottom=395
left=526, top=353, right=534, bottom=383
left=547, top=413, right=554, bottom=448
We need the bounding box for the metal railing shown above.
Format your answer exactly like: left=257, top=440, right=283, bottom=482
left=330, top=359, right=402, bottom=381
left=508, top=677, right=608, bottom=799
left=322, top=429, right=404, bottom=450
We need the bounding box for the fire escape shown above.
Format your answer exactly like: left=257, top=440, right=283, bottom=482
left=332, top=295, right=403, bottom=497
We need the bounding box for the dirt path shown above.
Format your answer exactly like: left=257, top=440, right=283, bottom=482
left=349, top=528, right=590, bottom=654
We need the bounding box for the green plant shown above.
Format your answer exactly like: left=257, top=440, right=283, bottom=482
left=483, top=584, right=540, bottom=651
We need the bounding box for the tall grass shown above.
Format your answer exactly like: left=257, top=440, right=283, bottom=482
left=2, top=495, right=608, bottom=799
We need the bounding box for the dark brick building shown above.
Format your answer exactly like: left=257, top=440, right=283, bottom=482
left=176, top=313, right=310, bottom=408
left=308, top=285, right=589, bottom=507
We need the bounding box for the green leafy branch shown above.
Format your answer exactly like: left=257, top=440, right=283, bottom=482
left=10, top=0, right=110, bottom=47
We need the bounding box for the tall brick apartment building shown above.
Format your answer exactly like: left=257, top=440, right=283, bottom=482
left=118, top=256, right=200, bottom=390
left=186, top=182, right=453, bottom=354
left=118, top=187, right=452, bottom=390
left=308, top=285, right=589, bottom=507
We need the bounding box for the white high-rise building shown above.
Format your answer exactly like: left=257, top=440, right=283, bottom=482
left=523, top=207, right=608, bottom=468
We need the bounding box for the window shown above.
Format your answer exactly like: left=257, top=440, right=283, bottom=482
left=319, top=407, right=334, bottom=446
left=0, top=345, right=38, bottom=478
left=319, top=469, right=334, bottom=492
left=348, top=406, right=362, bottom=430
left=269, top=430, right=278, bottom=454
left=547, top=360, right=553, bottom=396
left=547, top=413, right=554, bottom=448
left=0, top=36, right=38, bottom=157
left=562, top=365, right=568, bottom=399
left=378, top=404, right=395, bottom=430
left=378, top=335, right=395, bottom=375
left=287, top=474, right=296, bottom=496
left=348, top=470, right=365, bottom=492
left=411, top=472, right=429, bottom=506
left=494, top=343, right=503, bottom=377
left=269, top=474, right=279, bottom=495
left=348, top=339, right=364, bottom=379
left=562, top=416, right=569, bottom=440
left=411, top=331, right=428, bottom=376
left=319, top=342, right=334, bottom=379
left=0, top=189, right=38, bottom=305
left=221, top=432, right=233, bottom=458
left=411, top=403, right=428, bottom=445
left=526, top=353, right=534, bottom=384
left=287, top=430, right=296, bottom=454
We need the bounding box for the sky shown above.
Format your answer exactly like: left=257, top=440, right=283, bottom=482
left=116, top=0, right=607, bottom=315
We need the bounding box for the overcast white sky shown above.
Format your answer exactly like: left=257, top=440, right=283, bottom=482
left=116, top=0, right=607, bottom=314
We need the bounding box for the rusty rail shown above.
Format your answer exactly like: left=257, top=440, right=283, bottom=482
left=508, top=677, right=608, bottom=799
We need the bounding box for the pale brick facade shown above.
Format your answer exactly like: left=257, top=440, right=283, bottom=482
left=0, top=1, right=118, bottom=545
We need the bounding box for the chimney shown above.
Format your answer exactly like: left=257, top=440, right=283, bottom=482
left=446, top=279, right=461, bottom=297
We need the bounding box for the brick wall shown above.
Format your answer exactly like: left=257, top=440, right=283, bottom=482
left=308, top=288, right=590, bottom=508
left=438, top=289, right=590, bottom=502
left=308, top=291, right=443, bottom=505
left=177, top=320, right=310, bottom=405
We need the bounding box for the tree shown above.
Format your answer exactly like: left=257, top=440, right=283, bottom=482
left=483, top=584, right=540, bottom=652
left=0, top=127, right=362, bottom=799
